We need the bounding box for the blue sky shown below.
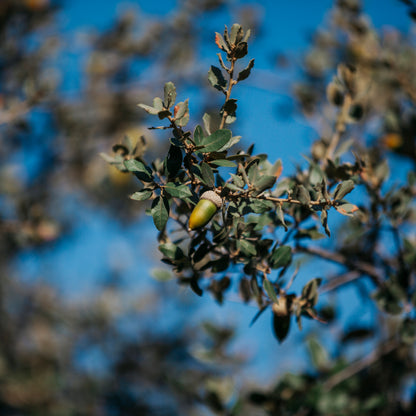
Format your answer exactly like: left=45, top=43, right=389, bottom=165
left=14, top=0, right=413, bottom=385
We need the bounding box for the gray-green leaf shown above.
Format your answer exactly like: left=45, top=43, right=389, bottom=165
left=200, top=129, right=232, bottom=153
left=151, top=196, right=169, bottom=231
left=164, top=82, right=176, bottom=109
left=270, top=245, right=292, bottom=269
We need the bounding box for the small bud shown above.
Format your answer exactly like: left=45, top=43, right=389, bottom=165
left=188, top=191, right=222, bottom=230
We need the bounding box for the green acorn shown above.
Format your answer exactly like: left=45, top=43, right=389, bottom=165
left=188, top=191, right=222, bottom=230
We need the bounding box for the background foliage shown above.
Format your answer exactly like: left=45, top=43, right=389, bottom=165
left=0, top=0, right=415, bottom=415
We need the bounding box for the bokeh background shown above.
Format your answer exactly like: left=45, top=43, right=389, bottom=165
left=0, top=0, right=414, bottom=415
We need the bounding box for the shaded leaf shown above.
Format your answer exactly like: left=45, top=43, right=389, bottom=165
left=263, top=278, right=278, bottom=303
left=165, top=144, right=182, bottom=178
left=130, top=189, right=153, bottom=201
left=234, top=42, right=248, bottom=59
left=201, top=162, right=215, bottom=188
left=400, top=318, right=416, bottom=345
left=252, top=175, right=276, bottom=196
left=158, top=109, right=172, bottom=120
left=321, top=210, right=330, bottom=236
left=237, top=240, right=257, bottom=256
left=159, top=242, right=185, bottom=261
left=301, top=278, right=322, bottom=307
left=164, top=183, right=192, bottom=199
left=151, top=196, right=169, bottom=231
left=332, top=179, right=355, bottom=200
left=237, top=58, right=255, bottom=82
left=208, top=65, right=227, bottom=92
left=200, top=129, right=232, bottom=153
left=124, top=159, right=153, bottom=182
left=270, top=245, right=292, bottom=269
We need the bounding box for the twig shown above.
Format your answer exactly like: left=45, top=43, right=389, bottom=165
left=296, top=245, right=384, bottom=287
left=320, top=271, right=361, bottom=293
left=323, top=338, right=398, bottom=391
left=219, top=57, right=236, bottom=130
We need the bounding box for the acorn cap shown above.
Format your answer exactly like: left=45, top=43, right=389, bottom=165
left=200, top=190, right=222, bottom=209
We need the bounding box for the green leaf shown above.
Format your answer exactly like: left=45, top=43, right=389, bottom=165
left=301, top=278, right=322, bottom=307
left=214, top=32, right=230, bottom=53
left=252, top=175, right=277, bottom=196
left=164, top=183, right=192, bottom=199
left=296, top=227, right=326, bottom=240
left=222, top=99, right=237, bottom=118
left=159, top=242, right=185, bottom=261
left=202, top=113, right=212, bottom=135
left=230, top=174, right=245, bottom=188
left=151, top=268, right=174, bottom=281
left=210, top=159, right=236, bottom=167
left=200, top=129, right=232, bottom=153
left=332, top=179, right=355, bottom=200
left=263, top=278, right=278, bottom=303
left=307, top=338, right=329, bottom=370
left=163, top=82, right=176, bottom=108
left=249, top=199, right=275, bottom=214
left=208, top=65, right=227, bottom=92
left=237, top=58, right=255, bottom=82
left=400, top=318, right=416, bottom=345
left=237, top=240, right=257, bottom=256
left=200, top=162, right=215, bottom=188
left=194, top=125, right=205, bottom=145
left=270, top=245, right=292, bottom=269
left=335, top=203, right=359, bottom=216
left=124, top=159, right=153, bottom=182
left=225, top=183, right=245, bottom=192
left=243, top=28, right=251, bottom=43
left=151, top=196, right=169, bottom=231
left=310, top=164, right=324, bottom=186
left=130, top=189, right=153, bottom=201
left=229, top=23, right=243, bottom=44
left=174, top=99, right=188, bottom=121
left=321, top=210, right=330, bottom=237
left=138, top=103, right=159, bottom=115
left=153, top=97, right=164, bottom=111
left=234, top=42, right=248, bottom=59
left=296, top=185, right=311, bottom=205
left=217, top=135, right=241, bottom=152
left=165, top=144, right=182, bottom=178
left=276, top=205, right=288, bottom=231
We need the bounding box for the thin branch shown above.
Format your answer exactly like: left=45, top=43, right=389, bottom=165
left=323, top=338, right=398, bottom=391
left=297, top=245, right=384, bottom=287
left=219, top=58, right=236, bottom=130
left=320, top=271, right=362, bottom=293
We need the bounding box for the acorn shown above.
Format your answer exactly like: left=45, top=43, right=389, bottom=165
left=188, top=191, right=222, bottom=230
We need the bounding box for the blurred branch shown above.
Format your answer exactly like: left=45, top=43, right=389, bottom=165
left=323, top=338, right=398, bottom=391
left=320, top=271, right=362, bottom=293
left=0, top=101, right=32, bottom=125
left=297, top=245, right=384, bottom=287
